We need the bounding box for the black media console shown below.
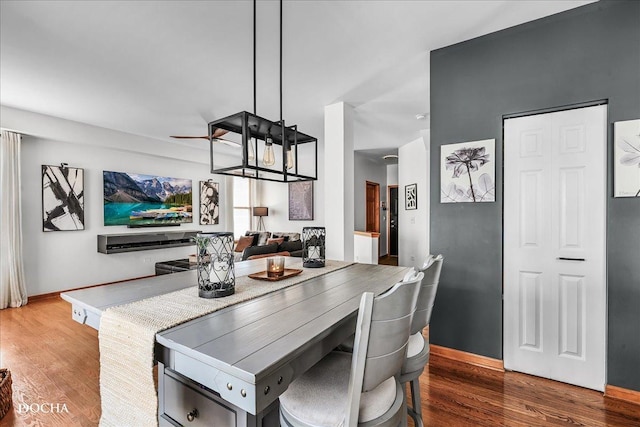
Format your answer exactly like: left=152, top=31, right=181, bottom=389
left=97, top=230, right=201, bottom=254
left=154, top=259, right=198, bottom=275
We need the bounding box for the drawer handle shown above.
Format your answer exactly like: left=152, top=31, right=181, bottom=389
left=557, top=257, right=586, bottom=262
left=186, top=408, right=199, bottom=422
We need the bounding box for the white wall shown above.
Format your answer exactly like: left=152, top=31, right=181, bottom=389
left=387, top=164, right=398, bottom=186
left=255, top=144, right=325, bottom=234
left=398, top=136, right=429, bottom=268
left=354, top=152, right=388, bottom=256
left=353, top=234, right=379, bottom=264
left=2, top=106, right=228, bottom=296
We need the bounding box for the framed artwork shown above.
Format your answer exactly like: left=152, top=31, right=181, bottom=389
left=289, top=181, right=313, bottom=220
left=614, top=119, right=640, bottom=198
left=42, top=164, right=85, bottom=231
left=441, top=138, right=495, bottom=203
left=405, top=183, right=417, bottom=210
left=199, top=180, right=220, bottom=224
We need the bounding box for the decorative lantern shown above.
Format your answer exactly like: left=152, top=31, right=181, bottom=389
left=194, top=232, right=235, bottom=298
left=302, top=227, right=325, bottom=268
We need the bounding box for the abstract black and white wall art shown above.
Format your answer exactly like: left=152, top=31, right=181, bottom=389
left=199, top=180, right=220, bottom=224
left=42, top=165, right=85, bottom=231
left=405, top=183, right=417, bottom=210
left=614, top=119, right=640, bottom=198
left=289, top=181, right=313, bottom=220
left=441, top=139, right=495, bottom=203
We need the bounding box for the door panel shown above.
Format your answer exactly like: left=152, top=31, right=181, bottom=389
left=520, top=171, right=542, bottom=247
left=559, top=167, right=584, bottom=250
left=504, top=104, right=606, bottom=391
left=518, top=271, right=542, bottom=350
left=365, top=181, right=380, bottom=233
left=389, top=186, right=398, bottom=256
left=558, top=274, right=585, bottom=359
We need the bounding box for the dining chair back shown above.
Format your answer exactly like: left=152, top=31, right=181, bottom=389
left=399, top=254, right=443, bottom=427
left=411, top=255, right=443, bottom=335
left=353, top=271, right=423, bottom=394
left=280, top=272, right=423, bottom=427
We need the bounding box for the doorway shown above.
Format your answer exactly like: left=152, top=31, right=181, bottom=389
left=503, top=104, right=607, bottom=391
left=365, top=181, right=380, bottom=234
left=388, top=185, right=398, bottom=257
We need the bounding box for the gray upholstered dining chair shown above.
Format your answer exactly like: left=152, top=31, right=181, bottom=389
left=399, top=254, right=443, bottom=427
left=279, top=272, right=424, bottom=427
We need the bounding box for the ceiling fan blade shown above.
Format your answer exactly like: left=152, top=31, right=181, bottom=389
left=170, top=135, right=240, bottom=148
left=213, top=129, right=228, bottom=138
left=170, top=135, right=209, bottom=140
left=169, top=129, right=229, bottom=141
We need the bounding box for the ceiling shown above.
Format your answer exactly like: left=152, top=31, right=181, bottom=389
left=0, top=0, right=594, bottom=154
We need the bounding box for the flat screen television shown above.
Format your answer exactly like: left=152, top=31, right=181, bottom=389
left=103, top=170, right=193, bottom=226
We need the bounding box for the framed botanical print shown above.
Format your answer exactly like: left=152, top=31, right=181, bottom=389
left=614, top=119, right=640, bottom=198
left=441, top=139, right=495, bottom=203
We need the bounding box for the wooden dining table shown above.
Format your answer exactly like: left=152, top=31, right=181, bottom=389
left=61, top=259, right=410, bottom=427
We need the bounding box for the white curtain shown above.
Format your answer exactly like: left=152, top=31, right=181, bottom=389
left=0, top=130, right=27, bottom=308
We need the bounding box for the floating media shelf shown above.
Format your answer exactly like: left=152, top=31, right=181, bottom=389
left=97, top=230, right=201, bottom=254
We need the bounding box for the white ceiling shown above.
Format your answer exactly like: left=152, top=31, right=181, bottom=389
left=0, top=0, right=594, bottom=153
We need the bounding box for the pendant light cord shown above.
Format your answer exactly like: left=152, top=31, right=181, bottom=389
left=253, top=0, right=283, bottom=121
left=280, top=0, right=283, bottom=122
left=253, top=0, right=284, bottom=142
left=253, top=0, right=257, bottom=115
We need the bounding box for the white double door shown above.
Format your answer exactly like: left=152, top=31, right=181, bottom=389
left=503, top=105, right=606, bottom=391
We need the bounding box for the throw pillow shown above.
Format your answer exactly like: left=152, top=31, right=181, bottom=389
left=272, top=232, right=300, bottom=241
left=245, top=231, right=271, bottom=246
left=235, top=235, right=254, bottom=253
left=267, top=237, right=285, bottom=246
left=271, top=233, right=290, bottom=242
left=244, top=232, right=260, bottom=246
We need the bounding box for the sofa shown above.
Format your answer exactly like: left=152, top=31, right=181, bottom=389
left=234, top=231, right=304, bottom=261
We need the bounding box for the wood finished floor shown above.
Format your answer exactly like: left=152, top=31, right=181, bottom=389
left=379, top=255, right=399, bottom=266
left=1, top=297, right=639, bottom=426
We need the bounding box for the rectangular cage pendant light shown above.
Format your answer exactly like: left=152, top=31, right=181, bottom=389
left=209, top=111, right=317, bottom=183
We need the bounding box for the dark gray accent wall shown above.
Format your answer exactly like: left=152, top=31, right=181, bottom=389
left=430, top=1, right=640, bottom=391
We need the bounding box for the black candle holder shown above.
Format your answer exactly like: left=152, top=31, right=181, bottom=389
left=194, top=232, right=235, bottom=298
left=302, top=227, right=325, bottom=268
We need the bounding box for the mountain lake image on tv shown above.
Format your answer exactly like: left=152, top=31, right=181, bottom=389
left=103, top=171, right=193, bottom=226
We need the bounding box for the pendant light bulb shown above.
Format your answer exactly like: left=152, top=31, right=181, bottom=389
left=286, top=147, right=294, bottom=170
left=263, top=134, right=275, bottom=166
left=247, top=137, right=255, bottom=162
